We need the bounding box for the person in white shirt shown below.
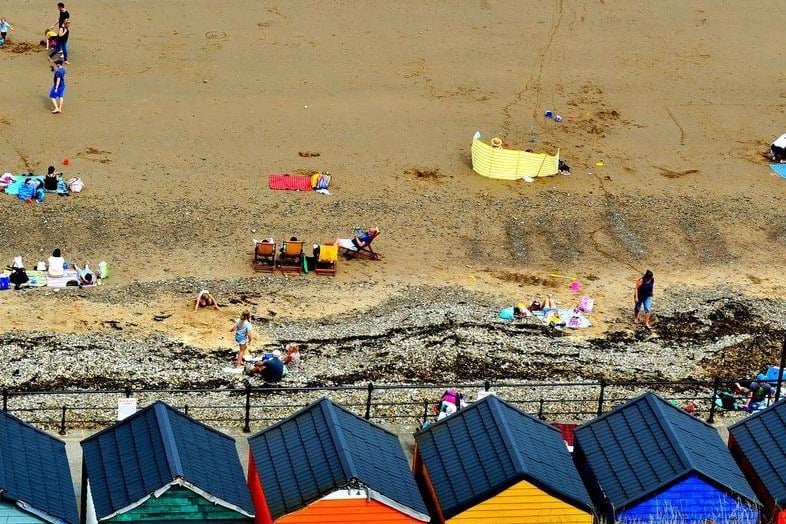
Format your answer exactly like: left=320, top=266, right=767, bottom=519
left=772, top=133, right=786, bottom=163
left=47, top=248, right=65, bottom=277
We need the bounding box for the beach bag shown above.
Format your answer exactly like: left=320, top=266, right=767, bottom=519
left=568, top=315, right=582, bottom=328
left=317, top=173, right=331, bottom=190
left=0, top=275, right=10, bottom=290
left=56, top=178, right=69, bottom=195
left=17, top=183, right=35, bottom=201
left=97, top=261, right=109, bottom=279
left=578, top=296, right=594, bottom=313
left=67, top=177, right=84, bottom=193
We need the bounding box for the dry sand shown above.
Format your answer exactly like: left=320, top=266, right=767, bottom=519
left=1, top=1, right=785, bottom=365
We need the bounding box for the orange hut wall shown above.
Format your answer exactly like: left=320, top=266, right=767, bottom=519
left=277, top=498, right=421, bottom=523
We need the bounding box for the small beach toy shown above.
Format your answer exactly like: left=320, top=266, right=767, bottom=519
left=544, top=110, right=554, bottom=119
left=595, top=161, right=605, bottom=167
left=569, top=280, right=582, bottom=292
left=554, top=115, right=563, bottom=123
left=63, top=158, right=70, bottom=166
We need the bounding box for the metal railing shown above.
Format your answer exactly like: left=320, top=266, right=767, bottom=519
left=1, top=376, right=776, bottom=435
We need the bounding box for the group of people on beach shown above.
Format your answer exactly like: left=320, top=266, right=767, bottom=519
left=3, top=3, right=73, bottom=112
left=47, top=3, right=71, bottom=113
left=6, top=251, right=97, bottom=290
left=192, top=293, right=302, bottom=382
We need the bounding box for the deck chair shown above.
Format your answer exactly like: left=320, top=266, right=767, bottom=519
left=338, top=230, right=382, bottom=260
left=252, top=240, right=276, bottom=272
left=278, top=240, right=305, bottom=274
left=315, top=244, right=338, bottom=276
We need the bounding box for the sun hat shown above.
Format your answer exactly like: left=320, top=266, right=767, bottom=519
left=491, top=137, right=503, bottom=147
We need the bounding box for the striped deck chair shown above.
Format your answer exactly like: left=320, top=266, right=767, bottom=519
left=277, top=240, right=305, bottom=274
left=315, top=244, right=338, bottom=276
left=252, top=240, right=276, bottom=273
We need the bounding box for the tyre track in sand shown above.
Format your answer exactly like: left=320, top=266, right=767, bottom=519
left=500, top=0, right=565, bottom=134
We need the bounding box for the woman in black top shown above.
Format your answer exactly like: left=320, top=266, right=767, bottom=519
left=44, top=165, right=60, bottom=191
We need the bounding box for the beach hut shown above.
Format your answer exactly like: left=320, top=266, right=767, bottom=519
left=247, top=397, right=429, bottom=524
left=574, top=392, right=760, bottom=524
left=81, top=401, right=254, bottom=524
left=728, top=400, right=786, bottom=524
left=413, top=395, right=594, bottom=524
left=0, top=410, right=78, bottom=524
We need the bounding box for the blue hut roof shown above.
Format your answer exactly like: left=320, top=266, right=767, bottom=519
left=248, top=397, right=428, bottom=520
left=729, top=400, right=786, bottom=506
left=0, top=411, right=78, bottom=524
left=414, top=395, right=593, bottom=520
left=574, top=392, right=758, bottom=511
left=81, top=401, right=253, bottom=519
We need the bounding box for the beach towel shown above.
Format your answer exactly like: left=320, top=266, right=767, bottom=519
left=268, top=174, right=312, bottom=191
left=1, top=269, right=47, bottom=288
left=769, top=164, right=786, bottom=179
left=46, top=269, right=91, bottom=288
left=534, top=308, right=591, bottom=329
left=4, top=175, right=44, bottom=196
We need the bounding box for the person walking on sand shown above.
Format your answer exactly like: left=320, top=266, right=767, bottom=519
left=49, top=59, right=66, bottom=113
left=51, top=2, right=69, bottom=29
left=48, top=20, right=70, bottom=64
left=229, top=311, right=253, bottom=367
left=0, top=17, right=13, bottom=44
left=633, top=270, right=655, bottom=329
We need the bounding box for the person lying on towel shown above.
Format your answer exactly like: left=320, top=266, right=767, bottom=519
left=336, top=226, right=379, bottom=252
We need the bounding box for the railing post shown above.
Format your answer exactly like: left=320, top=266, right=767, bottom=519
left=707, top=377, right=720, bottom=424
left=364, top=382, right=374, bottom=420
left=538, top=398, right=545, bottom=420
left=125, top=385, right=132, bottom=398
left=775, top=335, right=786, bottom=403
left=243, top=382, right=252, bottom=433
left=59, top=406, right=67, bottom=435
left=184, top=404, right=189, bottom=417
left=422, top=400, right=429, bottom=425
left=2, top=388, right=7, bottom=412
left=484, top=380, right=491, bottom=392
left=597, top=379, right=606, bottom=417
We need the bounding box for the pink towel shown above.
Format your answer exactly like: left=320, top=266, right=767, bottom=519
left=268, top=174, right=312, bottom=191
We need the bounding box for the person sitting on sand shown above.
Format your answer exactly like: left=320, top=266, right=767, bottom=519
left=72, top=261, right=94, bottom=285
left=48, top=248, right=65, bottom=277
left=283, top=342, right=301, bottom=372
left=734, top=381, right=773, bottom=412
left=44, top=165, right=63, bottom=191
left=245, top=352, right=285, bottom=383
left=194, top=289, right=220, bottom=311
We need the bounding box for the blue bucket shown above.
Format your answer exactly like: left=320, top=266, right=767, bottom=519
left=0, top=275, right=10, bottom=290
left=544, top=110, right=554, bottom=119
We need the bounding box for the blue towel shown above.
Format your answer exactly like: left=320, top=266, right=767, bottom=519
left=770, top=164, right=786, bottom=179
left=4, top=175, right=45, bottom=195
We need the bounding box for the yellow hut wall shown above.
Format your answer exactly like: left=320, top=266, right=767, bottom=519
left=446, top=479, right=592, bottom=524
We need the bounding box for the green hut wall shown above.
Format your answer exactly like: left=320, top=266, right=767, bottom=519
left=108, top=486, right=251, bottom=523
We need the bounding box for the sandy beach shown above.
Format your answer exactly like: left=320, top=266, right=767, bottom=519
left=1, top=0, right=785, bottom=391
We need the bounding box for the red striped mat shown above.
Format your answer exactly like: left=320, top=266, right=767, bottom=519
left=268, top=174, right=312, bottom=191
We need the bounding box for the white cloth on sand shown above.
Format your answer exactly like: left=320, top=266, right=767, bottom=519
left=336, top=238, right=357, bottom=251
